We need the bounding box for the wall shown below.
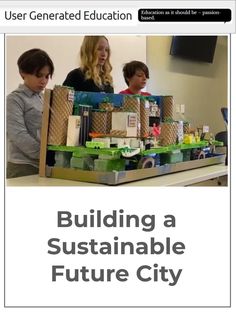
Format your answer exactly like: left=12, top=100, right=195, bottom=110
left=5, top=35, right=146, bottom=94
left=146, top=36, right=228, bottom=135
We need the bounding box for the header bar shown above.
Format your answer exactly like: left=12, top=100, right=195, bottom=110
left=0, top=1, right=235, bottom=33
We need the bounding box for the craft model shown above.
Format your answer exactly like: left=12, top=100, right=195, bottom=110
left=39, top=86, right=225, bottom=185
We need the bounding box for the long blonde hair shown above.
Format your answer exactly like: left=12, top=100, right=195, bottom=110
left=80, top=36, right=113, bottom=87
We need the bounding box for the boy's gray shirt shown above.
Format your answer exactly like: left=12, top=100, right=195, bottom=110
left=7, top=84, right=43, bottom=167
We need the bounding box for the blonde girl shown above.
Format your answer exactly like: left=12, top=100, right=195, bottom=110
left=63, top=36, right=113, bottom=93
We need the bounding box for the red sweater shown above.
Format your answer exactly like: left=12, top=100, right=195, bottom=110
left=119, top=88, right=151, bottom=96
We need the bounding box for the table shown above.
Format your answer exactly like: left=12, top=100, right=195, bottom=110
left=6, top=164, right=228, bottom=187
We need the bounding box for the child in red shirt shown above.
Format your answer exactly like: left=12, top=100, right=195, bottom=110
left=119, top=61, right=151, bottom=96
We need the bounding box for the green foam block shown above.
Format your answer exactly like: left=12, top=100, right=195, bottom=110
left=54, top=151, right=72, bottom=168
left=70, top=157, right=94, bottom=170
left=161, top=151, right=183, bottom=165
left=94, top=159, right=125, bottom=172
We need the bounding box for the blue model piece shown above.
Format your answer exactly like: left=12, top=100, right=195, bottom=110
left=73, top=91, right=161, bottom=111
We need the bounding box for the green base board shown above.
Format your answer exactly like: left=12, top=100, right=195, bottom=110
left=46, top=154, right=225, bottom=185
left=47, top=140, right=223, bottom=157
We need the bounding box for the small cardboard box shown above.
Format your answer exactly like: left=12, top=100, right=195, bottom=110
left=66, top=116, right=81, bottom=146
left=111, top=112, right=137, bottom=137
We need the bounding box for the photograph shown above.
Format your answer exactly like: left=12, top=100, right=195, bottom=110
left=5, top=35, right=228, bottom=186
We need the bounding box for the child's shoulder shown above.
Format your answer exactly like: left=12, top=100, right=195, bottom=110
left=7, top=85, right=30, bottom=105
left=141, top=92, right=151, bottom=96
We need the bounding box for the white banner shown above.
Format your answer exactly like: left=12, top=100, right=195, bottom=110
left=5, top=187, right=230, bottom=307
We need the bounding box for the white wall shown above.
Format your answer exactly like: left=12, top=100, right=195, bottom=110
left=146, top=36, right=228, bottom=135
left=5, top=35, right=146, bottom=94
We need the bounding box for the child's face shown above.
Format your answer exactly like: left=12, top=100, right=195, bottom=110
left=128, top=69, right=148, bottom=91
left=96, top=37, right=109, bottom=66
left=21, top=65, right=51, bottom=93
